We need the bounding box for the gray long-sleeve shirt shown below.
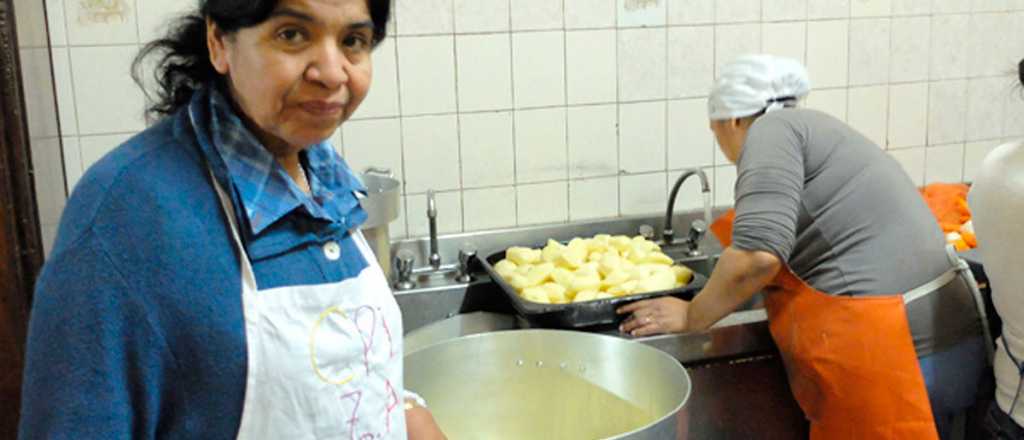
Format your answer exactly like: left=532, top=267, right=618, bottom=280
left=732, top=108, right=980, bottom=355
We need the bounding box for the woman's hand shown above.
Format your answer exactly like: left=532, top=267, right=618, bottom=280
left=616, top=297, right=690, bottom=336
left=406, top=405, right=447, bottom=440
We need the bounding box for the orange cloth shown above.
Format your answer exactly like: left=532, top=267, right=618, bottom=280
left=711, top=213, right=939, bottom=439
left=919, top=183, right=971, bottom=231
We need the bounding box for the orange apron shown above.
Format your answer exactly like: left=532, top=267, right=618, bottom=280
left=711, top=210, right=938, bottom=439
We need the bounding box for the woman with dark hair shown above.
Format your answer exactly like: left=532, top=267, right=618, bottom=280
left=19, top=1, right=444, bottom=438
left=970, top=60, right=1024, bottom=440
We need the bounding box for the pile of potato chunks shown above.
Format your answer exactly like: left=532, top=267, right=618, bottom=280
left=493, top=234, right=694, bottom=304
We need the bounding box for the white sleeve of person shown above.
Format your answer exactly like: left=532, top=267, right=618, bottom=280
left=707, top=54, right=811, bottom=120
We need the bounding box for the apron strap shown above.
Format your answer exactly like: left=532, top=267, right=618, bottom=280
left=902, top=245, right=995, bottom=365
left=207, top=168, right=259, bottom=293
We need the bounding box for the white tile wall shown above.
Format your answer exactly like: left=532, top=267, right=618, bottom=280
left=617, top=0, right=667, bottom=28
left=890, top=147, right=927, bottom=185
left=517, top=181, right=569, bottom=225
left=566, top=0, right=616, bottom=29
left=928, top=80, right=969, bottom=144
left=353, top=39, right=399, bottom=119
left=762, top=22, right=807, bottom=63
left=569, top=176, right=619, bottom=221
left=848, top=85, right=890, bottom=147
left=22, top=0, right=1024, bottom=243
left=852, top=0, right=892, bottom=17
left=566, top=29, right=618, bottom=104
left=717, top=0, right=763, bottom=23
left=512, top=31, right=565, bottom=108
left=454, top=0, right=509, bottom=33
left=668, top=26, right=715, bottom=98
left=890, top=16, right=930, bottom=82
left=515, top=107, right=568, bottom=183
left=667, top=99, right=715, bottom=170
left=459, top=111, right=515, bottom=187
left=930, top=14, right=970, bottom=80
left=397, top=36, right=456, bottom=115
left=809, top=0, right=851, bottom=18
left=668, top=0, right=715, bottom=25
left=619, top=27, right=667, bottom=101
left=510, top=0, right=564, bottom=31
left=341, top=118, right=404, bottom=183
left=805, top=88, right=848, bottom=121
left=65, top=0, right=138, bottom=45
left=806, top=20, right=849, bottom=88
left=396, top=0, right=454, bottom=35
left=620, top=172, right=667, bottom=215
left=456, top=34, right=512, bottom=112
left=463, top=186, right=517, bottom=231
left=567, top=105, right=618, bottom=178
left=401, top=114, right=460, bottom=192
left=887, top=83, right=929, bottom=148
left=619, top=101, right=666, bottom=173
left=764, top=0, right=809, bottom=21
left=849, top=18, right=891, bottom=85
left=715, top=24, right=763, bottom=74
left=926, top=143, right=966, bottom=183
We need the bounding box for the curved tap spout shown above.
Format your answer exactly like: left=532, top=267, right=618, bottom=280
left=664, top=168, right=712, bottom=247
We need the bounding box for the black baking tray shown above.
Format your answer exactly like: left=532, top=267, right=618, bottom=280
left=478, top=247, right=708, bottom=329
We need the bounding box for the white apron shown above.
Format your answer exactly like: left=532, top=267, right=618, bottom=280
left=209, top=171, right=406, bottom=440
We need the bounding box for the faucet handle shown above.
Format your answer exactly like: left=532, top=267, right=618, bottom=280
left=638, top=224, right=655, bottom=241
left=686, top=220, right=707, bottom=255
left=456, top=243, right=477, bottom=283
left=393, top=249, right=416, bottom=290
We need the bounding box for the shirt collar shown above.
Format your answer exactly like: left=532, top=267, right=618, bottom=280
left=200, top=84, right=367, bottom=235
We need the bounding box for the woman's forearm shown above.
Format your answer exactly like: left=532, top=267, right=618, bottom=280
left=686, top=246, right=781, bottom=331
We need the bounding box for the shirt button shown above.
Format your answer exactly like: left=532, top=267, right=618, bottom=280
left=323, top=241, right=341, bottom=261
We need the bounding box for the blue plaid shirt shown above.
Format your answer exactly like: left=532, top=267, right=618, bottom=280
left=197, top=84, right=370, bottom=286
left=206, top=86, right=368, bottom=235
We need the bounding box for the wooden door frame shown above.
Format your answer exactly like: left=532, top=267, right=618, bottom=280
left=0, top=0, right=45, bottom=365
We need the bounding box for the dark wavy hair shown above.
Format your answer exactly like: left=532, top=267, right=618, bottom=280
left=132, top=0, right=390, bottom=120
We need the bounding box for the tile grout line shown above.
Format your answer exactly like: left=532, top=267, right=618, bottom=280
left=449, top=0, right=466, bottom=234
left=508, top=0, right=519, bottom=228
left=562, top=0, right=570, bottom=225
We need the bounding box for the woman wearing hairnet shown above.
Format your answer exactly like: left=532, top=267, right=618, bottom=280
left=619, top=55, right=989, bottom=439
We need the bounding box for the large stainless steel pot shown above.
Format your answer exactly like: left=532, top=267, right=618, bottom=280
left=404, top=329, right=691, bottom=439
left=359, top=168, right=401, bottom=277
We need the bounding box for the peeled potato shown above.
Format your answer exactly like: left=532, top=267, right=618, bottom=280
left=573, top=290, right=599, bottom=302
left=556, top=246, right=587, bottom=269
left=542, top=283, right=568, bottom=303
left=599, top=254, right=622, bottom=276
left=570, top=274, right=602, bottom=293
left=542, top=239, right=565, bottom=263
left=601, top=269, right=630, bottom=289
left=522, top=286, right=551, bottom=304
left=642, top=252, right=674, bottom=266
left=551, top=267, right=574, bottom=289
left=507, top=247, right=541, bottom=266
left=494, top=259, right=517, bottom=278
left=673, top=265, right=694, bottom=285
left=607, top=280, right=639, bottom=296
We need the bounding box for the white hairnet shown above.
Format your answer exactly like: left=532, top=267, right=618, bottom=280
left=707, top=54, right=811, bottom=120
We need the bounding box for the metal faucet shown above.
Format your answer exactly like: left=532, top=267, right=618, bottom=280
left=427, top=190, right=441, bottom=270
left=664, top=168, right=712, bottom=256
